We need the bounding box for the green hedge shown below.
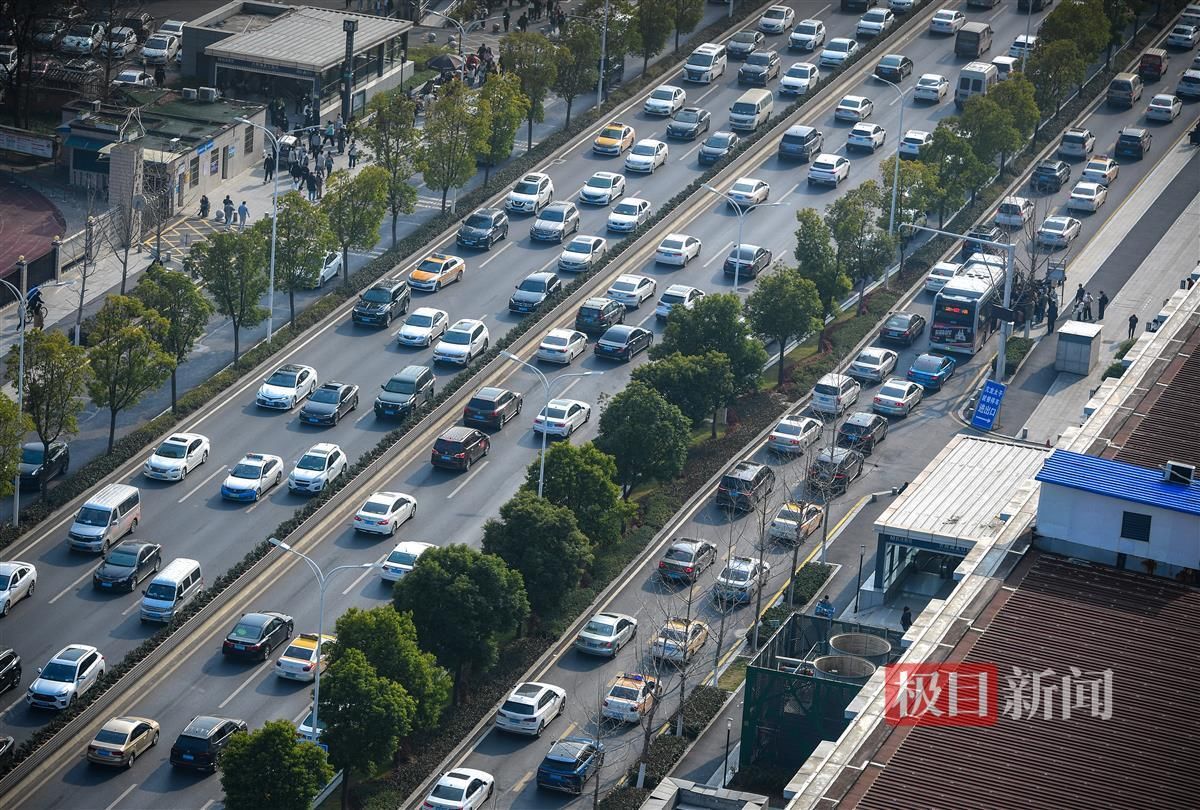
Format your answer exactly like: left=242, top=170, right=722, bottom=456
left=1003, top=336, right=1036, bottom=379
left=631, top=734, right=689, bottom=791
left=597, top=786, right=651, bottom=810
left=676, top=684, right=728, bottom=740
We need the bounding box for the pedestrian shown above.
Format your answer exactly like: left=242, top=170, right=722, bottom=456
left=237, top=201, right=249, bottom=231
left=348, top=139, right=359, bottom=168
left=1128, top=313, right=1139, bottom=341
left=336, top=127, right=346, bottom=154
left=532, top=0, right=541, bottom=20
left=503, top=9, right=510, bottom=31
left=306, top=170, right=318, bottom=202
left=900, top=606, right=913, bottom=632
left=291, top=160, right=303, bottom=189
left=1072, top=300, right=1083, bottom=321
left=815, top=595, right=835, bottom=619
left=517, top=12, right=528, bottom=32
left=222, top=196, right=234, bottom=227
left=1098, top=290, right=1109, bottom=320
left=199, top=194, right=210, bottom=218
left=315, top=171, right=324, bottom=200
left=323, top=120, right=335, bottom=146
left=1082, top=291, right=1094, bottom=321
left=263, top=152, right=275, bottom=183
left=154, top=65, right=165, bottom=88
left=300, top=149, right=310, bottom=171
left=1047, top=296, right=1058, bottom=334
left=1074, top=283, right=1085, bottom=306
left=324, top=152, right=334, bottom=179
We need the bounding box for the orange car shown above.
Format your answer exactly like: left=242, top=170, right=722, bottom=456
left=600, top=672, right=660, bottom=723
left=409, top=252, right=465, bottom=292
left=592, top=122, right=636, bottom=156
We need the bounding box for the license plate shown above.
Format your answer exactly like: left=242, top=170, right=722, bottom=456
left=234, top=644, right=245, bottom=651
left=181, top=753, right=194, bottom=761
left=440, top=455, right=452, bottom=461
left=101, top=582, right=112, bottom=588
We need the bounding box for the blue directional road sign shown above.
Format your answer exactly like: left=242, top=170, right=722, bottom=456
left=971, top=379, right=1007, bottom=431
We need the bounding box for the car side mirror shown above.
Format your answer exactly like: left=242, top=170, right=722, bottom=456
left=37, top=667, right=42, bottom=674
left=142, top=589, right=148, bottom=596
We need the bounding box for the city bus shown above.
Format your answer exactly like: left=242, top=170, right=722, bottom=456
left=930, top=258, right=1005, bottom=355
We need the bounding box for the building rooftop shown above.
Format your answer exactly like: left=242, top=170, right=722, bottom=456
left=62, top=90, right=264, bottom=154
left=1036, top=449, right=1200, bottom=516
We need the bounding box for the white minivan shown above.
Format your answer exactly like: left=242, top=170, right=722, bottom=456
left=140, top=558, right=204, bottom=624
left=811, top=373, right=861, bottom=415
left=728, top=88, right=774, bottom=131
left=67, top=484, right=141, bottom=553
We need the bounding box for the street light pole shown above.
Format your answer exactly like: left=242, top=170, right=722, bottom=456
left=723, top=717, right=732, bottom=786
left=597, top=0, right=610, bottom=108
left=854, top=544, right=865, bottom=613
left=701, top=183, right=783, bottom=290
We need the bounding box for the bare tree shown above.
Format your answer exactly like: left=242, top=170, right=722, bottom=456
left=72, top=198, right=105, bottom=346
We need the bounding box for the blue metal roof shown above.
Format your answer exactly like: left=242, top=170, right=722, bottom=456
left=1036, top=450, right=1200, bottom=516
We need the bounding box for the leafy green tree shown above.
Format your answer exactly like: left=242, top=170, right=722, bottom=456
left=630, top=0, right=674, bottom=71
left=746, top=269, right=824, bottom=387
left=133, top=265, right=215, bottom=411
left=479, top=72, right=530, bottom=183
left=86, top=296, right=174, bottom=454
left=483, top=490, right=593, bottom=617
left=192, top=230, right=269, bottom=364
left=921, top=122, right=991, bottom=225
left=220, top=719, right=333, bottom=810
left=879, top=156, right=940, bottom=234
left=579, top=0, right=637, bottom=63
left=320, top=648, right=416, bottom=810
left=361, top=90, right=421, bottom=245
left=634, top=351, right=735, bottom=438
left=1026, top=39, right=1086, bottom=116
left=553, top=23, right=600, bottom=127
left=0, top=393, right=31, bottom=499
left=501, top=32, right=564, bottom=149
left=990, top=74, right=1040, bottom=141
left=330, top=606, right=452, bottom=733
left=393, top=545, right=529, bottom=701
left=6, top=329, right=88, bottom=499
left=523, top=441, right=631, bottom=546
left=323, top=165, right=389, bottom=285
left=420, top=80, right=491, bottom=210
left=1039, top=0, right=1110, bottom=60
left=959, top=94, right=1023, bottom=171
left=793, top=208, right=848, bottom=317
left=596, top=381, right=690, bottom=498
left=825, top=181, right=895, bottom=312
left=671, top=0, right=705, bottom=49
left=651, top=293, right=767, bottom=393
left=249, top=192, right=334, bottom=327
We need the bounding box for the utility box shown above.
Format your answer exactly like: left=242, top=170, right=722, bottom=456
left=1055, top=321, right=1103, bottom=374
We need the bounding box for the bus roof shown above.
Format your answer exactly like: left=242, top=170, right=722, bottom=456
left=938, top=274, right=996, bottom=300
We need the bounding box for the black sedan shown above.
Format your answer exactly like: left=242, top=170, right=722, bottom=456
left=723, top=244, right=773, bottom=279
left=93, top=541, right=162, bottom=592
left=18, top=440, right=69, bottom=489
left=0, top=647, right=20, bottom=694
left=665, top=107, right=711, bottom=140
left=879, top=311, right=926, bottom=346
left=299, top=382, right=359, bottom=426
left=222, top=612, right=294, bottom=661
left=875, top=53, right=914, bottom=82
left=836, top=412, right=889, bottom=454
left=698, top=131, right=739, bottom=165
left=594, top=325, right=654, bottom=360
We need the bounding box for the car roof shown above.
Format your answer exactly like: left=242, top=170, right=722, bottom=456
left=526, top=271, right=557, bottom=282
left=602, top=324, right=636, bottom=338
left=664, top=283, right=697, bottom=295
left=239, top=612, right=276, bottom=627
left=472, top=386, right=508, bottom=400
left=303, top=442, right=340, bottom=456
left=448, top=318, right=483, bottom=330
left=397, top=364, right=430, bottom=380
left=0, top=561, right=28, bottom=574
left=726, top=459, right=766, bottom=479
left=99, top=717, right=141, bottom=735
left=439, top=426, right=480, bottom=441
left=53, top=645, right=94, bottom=662
left=844, top=411, right=880, bottom=426
left=182, top=715, right=231, bottom=737
left=545, top=737, right=595, bottom=762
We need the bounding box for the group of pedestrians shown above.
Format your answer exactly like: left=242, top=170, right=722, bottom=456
left=1069, top=284, right=1108, bottom=324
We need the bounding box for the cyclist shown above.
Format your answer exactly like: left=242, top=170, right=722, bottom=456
left=25, top=286, right=46, bottom=329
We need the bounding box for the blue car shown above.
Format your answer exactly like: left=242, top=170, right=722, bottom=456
left=907, top=353, right=957, bottom=390
left=536, top=736, right=605, bottom=795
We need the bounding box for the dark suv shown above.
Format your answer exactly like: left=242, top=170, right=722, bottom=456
left=715, top=459, right=776, bottom=512
left=170, top=716, right=247, bottom=772
left=431, top=426, right=490, bottom=470
left=375, top=365, right=435, bottom=420
left=575, top=297, right=625, bottom=335
left=1031, top=160, right=1071, bottom=192
left=509, top=272, right=562, bottom=315
left=1115, top=127, right=1152, bottom=160
left=463, top=386, right=523, bottom=429
left=808, top=447, right=865, bottom=495
left=456, top=207, right=510, bottom=249
left=837, top=412, right=889, bottom=454
left=352, top=278, right=409, bottom=326
left=960, top=225, right=1003, bottom=260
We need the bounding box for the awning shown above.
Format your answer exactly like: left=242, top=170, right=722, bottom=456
left=64, top=135, right=111, bottom=151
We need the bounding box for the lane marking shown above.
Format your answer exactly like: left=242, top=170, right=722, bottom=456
left=695, top=84, right=721, bottom=104
left=704, top=241, right=735, bottom=267
left=104, top=783, right=139, bottom=810
left=2, top=693, right=25, bottom=717
left=200, top=800, right=216, bottom=810
left=48, top=567, right=96, bottom=605
left=218, top=659, right=272, bottom=709
left=479, top=241, right=514, bottom=268
left=509, top=770, right=535, bottom=795
left=178, top=466, right=226, bottom=503
left=683, top=141, right=706, bottom=161
left=447, top=460, right=489, bottom=500
left=556, top=377, right=582, bottom=398
left=342, top=554, right=387, bottom=595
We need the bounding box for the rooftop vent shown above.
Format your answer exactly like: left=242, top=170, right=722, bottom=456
left=1163, top=461, right=1195, bottom=486
left=198, top=86, right=220, bottom=102
left=181, top=87, right=198, bottom=101
left=90, top=99, right=101, bottom=113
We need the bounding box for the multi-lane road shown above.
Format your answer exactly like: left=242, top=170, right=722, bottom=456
left=3, top=0, right=1199, bottom=805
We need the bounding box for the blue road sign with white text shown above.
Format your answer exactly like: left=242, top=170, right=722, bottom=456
left=971, top=380, right=1007, bottom=431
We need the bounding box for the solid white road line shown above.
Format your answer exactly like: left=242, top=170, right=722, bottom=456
left=104, top=783, right=139, bottom=810
left=342, top=554, right=387, bottom=595
left=479, top=241, right=514, bottom=268
left=219, top=659, right=272, bottom=709
left=178, top=465, right=226, bottom=503
left=447, top=460, right=489, bottom=500
left=704, top=241, right=735, bottom=267
left=48, top=567, right=95, bottom=605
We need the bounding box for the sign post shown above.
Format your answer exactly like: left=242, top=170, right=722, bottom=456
left=971, top=380, right=1007, bottom=431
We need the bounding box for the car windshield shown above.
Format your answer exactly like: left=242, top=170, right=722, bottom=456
left=842, top=422, right=870, bottom=435
left=155, top=441, right=187, bottom=459
left=704, top=134, right=732, bottom=148
left=662, top=627, right=687, bottom=642
left=361, top=500, right=390, bottom=515
left=611, top=280, right=636, bottom=292
left=829, top=40, right=850, bottom=53
left=778, top=505, right=805, bottom=520
left=600, top=126, right=624, bottom=139
left=465, top=213, right=492, bottom=228
left=543, top=335, right=569, bottom=347
left=723, top=566, right=751, bottom=582
left=774, top=422, right=805, bottom=436
left=387, top=549, right=420, bottom=566
left=145, top=582, right=176, bottom=600
left=39, top=661, right=77, bottom=682
left=0, top=574, right=11, bottom=589
left=514, top=180, right=540, bottom=194
left=689, top=52, right=715, bottom=66
left=20, top=446, right=43, bottom=464
left=501, top=699, right=535, bottom=715
left=913, top=356, right=943, bottom=373
left=631, top=143, right=657, bottom=156
left=747, top=52, right=772, bottom=65
left=610, top=685, right=639, bottom=700
left=1043, top=220, right=1066, bottom=232
left=406, top=313, right=434, bottom=328
left=362, top=287, right=392, bottom=303
left=902, top=134, right=923, bottom=144
left=675, top=109, right=701, bottom=122
left=94, top=729, right=129, bottom=745
left=145, top=36, right=170, bottom=49
left=540, top=207, right=566, bottom=222
left=882, top=56, right=902, bottom=67
left=75, top=506, right=110, bottom=527
left=310, top=388, right=340, bottom=404
left=733, top=31, right=757, bottom=43
left=787, top=65, right=814, bottom=77
left=106, top=547, right=139, bottom=566
left=732, top=181, right=755, bottom=194
left=651, top=88, right=674, bottom=100
left=566, top=238, right=594, bottom=253
left=543, top=406, right=569, bottom=420
left=229, top=622, right=264, bottom=641
left=879, top=384, right=909, bottom=399
left=282, top=642, right=314, bottom=660
left=665, top=547, right=693, bottom=562
left=661, top=292, right=685, bottom=305
left=855, top=351, right=883, bottom=366
left=660, top=239, right=684, bottom=250
left=584, top=619, right=615, bottom=636
left=265, top=370, right=298, bottom=387
left=519, top=278, right=547, bottom=292
left=231, top=462, right=264, bottom=479
left=885, top=315, right=910, bottom=329
left=172, top=734, right=210, bottom=753
left=766, top=8, right=787, bottom=19
left=842, top=98, right=863, bottom=110
left=798, top=21, right=819, bottom=34
left=430, top=784, right=465, bottom=802
left=68, top=24, right=93, bottom=36
left=443, top=330, right=471, bottom=345
left=613, top=202, right=640, bottom=215
left=117, top=71, right=141, bottom=82
left=417, top=258, right=448, bottom=273
left=865, top=10, right=887, bottom=21
left=918, top=76, right=939, bottom=87
left=586, top=175, right=614, bottom=188
left=731, top=246, right=756, bottom=260
left=383, top=378, right=416, bottom=394
left=1064, top=132, right=1088, bottom=143
left=296, top=453, right=326, bottom=471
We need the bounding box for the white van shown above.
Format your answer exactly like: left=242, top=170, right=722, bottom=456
left=955, top=61, right=998, bottom=109
left=729, top=88, right=774, bottom=131
left=811, top=373, right=861, bottom=415
left=140, top=558, right=204, bottom=624
left=683, top=43, right=727, bottom=83
left=68, top=484, right=141, bottom=552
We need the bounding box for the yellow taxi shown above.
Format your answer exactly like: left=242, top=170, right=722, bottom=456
left=409, top=252, right=466, bottom=292
left=275, top=632, right=335, bottom=682
left=601, top=672, right=660, bottom=724
left=650, top=617, right=710, bottom=664
left=592, top=122, right=636, bottom=156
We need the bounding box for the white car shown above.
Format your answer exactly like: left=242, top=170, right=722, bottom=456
left=898, top=129, right=931, bottom=158
left=1145, top=93, right=1182, bottom=121
left=624, top=139, right=668, bottom=173
left=529, top=201, right=580, bottom=241
left=1059, top=127, right=1096, bottom=159
left=1081, top=156, right=1119, bottom=186
left=655, top=233, right=702, bottom=266
left=994, top=196, right=1034, bottom=227
left=857, top=8, right=895, bottom=37
left=275, top=633, right=334, bottom=682
left=1009, top=34, right=1038, bottom=59
left=256, top=363, right=318, bottom=409
left=353, top=491, right=418, bottom=536
left=643, top=84, right=685, bottom=115
left=872, top=378, right=924, bottom=416
left=726, top=177, right=770, bottom=208
left=835, top=95, right=873, bottom=121
left=924, top=261, right=962, bottom=293
left=819, top=37, right=859, bottom=67
left=847, top=123, right=885, bottom=152
left=780, top=61, right=820, bottom=95
left=789, top=19, right=825, bottom=51
left=1036, top=216, right=1082, bottom=247
left=889, top=0, right=916, bottom=11
left=505, top=172, right=554, bottom=213
left=314, top=251, right=342, bottom=287
left=143, top=432, right=210, bottom=481
left=1067, top=181, right=1108, bottom=212
left=221, top=453, right=284, bottom=501
left=495, top=681, right=566, bottom=736
left=380, top=540, right=436, bottom=581
left=1167, top=24, right=1200, bottom=49
left=767, top=416, right=821, bottom=454
left=558, top=235, right=607, bottom=272
left=27, top=644, right=105, bottom=709
left=424, top=769, right=494, bottom=810
left=758, top=5, right=795, bottom=34
left=434, top=318, right=489, bottom=365
left=807, top=153, right=850, bottom=187
left=141, top=33, right=179, bottom=64
left=655, top=284, right=705, bottom=320
left=929, top=9, right=965, bottom=34
left=606, top=274, right=657, bottom=308
left=607, top=197, right=652, bottom=232
left=533, top=398, right=592, bottom=437
left=713, top=557, right=770, bottom=604
left=574, top=611, right=638, bottom=656
left=847, top=347, right=898, bottom=383
left=0, top=561, right=36, bottom=616
left=397, top=307, right=449, bottom=347
left=288, top=443, right=347, bottom=494
left=536, top=328, right=588, bottom=364
left=59, top=23, right=103, bottom=54
left=112, top=70, right=155, bottom=88
left=913, top=73, right=949, bottom=103
left=157, top=20, right=187, bottom=38
left=578, top=171, right=625, bottom=205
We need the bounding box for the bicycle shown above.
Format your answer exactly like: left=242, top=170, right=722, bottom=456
left=22, top=299, right=47, bottom=328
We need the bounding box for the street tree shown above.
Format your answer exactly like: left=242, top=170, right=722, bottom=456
left=745, top=268, right=824, bottom=387
left=330, top=606, right=452, bottom=733
left=251, top=192, right=334, bottom=326
left=1039, top=0, right=1110, bottom=60
left=86, top=295, right=174, bottom=454
left=320, top=648, right=416, bottom=810
left=878, top=156, right=941, bottom=232
left=1026, top=39, right=1087, bottom=117
left=553, top=23, right=600, bottom=127
left=393, top=544, right=529, bottom=701
left=630, top=0, right=674, bottom=72
left=479, top=72, right=530, bottom=183
left=2, top=0, right=43, bottom=128
left=990, top=74, right=1040, bottom=142
left=219, top=719, right=333, bottom=810
left=0, top=394, right=31, bottom=499
left=361, top=90, right=421, bottom=244
left=523, top=441, right=631, bottom=546
left=98, top=163, right=141, bottom=295
left=192, top=231, right=268, bottom=364
left=6, top=329, right=89, bottom=499
left=133, top=264, right=214, bottom=412
left=323, top=165, right=389, bottom=285
left=634, top=351, right=735, bottom=438
left=651, top=293, right=768, bottom=393
left=670, top=0, right=705, bottom=50
left=420, top=80, right=491, bottom=211
left=1103, top=0, right=1137, bottom=60
left=825, top=181, right=895, bottom=312
left=793, top=208, right=848, bottom=317
left=959, top=94, right=1023, bottom=172
left=596, top=381, right=690, bottom=497
left=483, top=490, right=593, bottom=617
left=501, top=32, right=564, bottom=149
left=921, top=122, right=991, bottom=224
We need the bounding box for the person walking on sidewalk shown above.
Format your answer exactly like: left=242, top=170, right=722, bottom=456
left=315, top=171, right=324, bottom=200
left=503, top=9, right=510, bottom=30
left=1074, top=283, right=1085, bottom=308
left=336, top=125, right=346, bottom=154
left=237, top=201, right=249, bottom=231
left=324, top=152, right=335, bottom=180
left=1082, top=291, right=1094, bottom=322
left=263, top=152, right=275, bottom=184
left=517, top=12, right=528, bottom=32
left=1098, top=291, right=1109, bottom=320
left=1128, top=313, right=1139, bottom=341
left=348, top=139, right=360, bottom=168
left=222, top=196, right=235, bottom=227
left=901, top=606, right=913, bottom=632
left=306, top=170, right=318, bottom=202
left=323, top=120, right=336, bottom=147
left=1046, top=296, right=1058, bottom=334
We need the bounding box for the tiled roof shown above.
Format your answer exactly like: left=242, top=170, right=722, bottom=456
left=1036, top=449, right=1200, bottom=516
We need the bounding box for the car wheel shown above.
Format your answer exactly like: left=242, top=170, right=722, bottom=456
left=1, top=600, right=8, bottom=617
left=151, top=731, right=159, bottom=747
left=388, top=521, right=397, bottom=537
left=536, top=721, right=545, bottom=737
left=127, top=751, right=136, bottom=769
left=435, top=281, right=442, bottom=291
left=352, top=396, right=359, bottom=410
left=275, top=472, right=282, bottom=488
left=26, top=580, right=34, bottom=597
left=130, top=518, right=138, bottom=535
